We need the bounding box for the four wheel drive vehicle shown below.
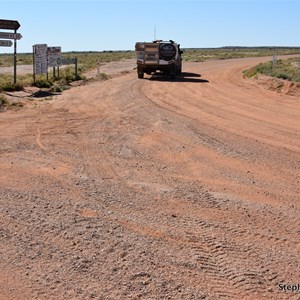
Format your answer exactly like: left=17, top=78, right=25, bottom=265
left=135, top=40, right=183, bottom=79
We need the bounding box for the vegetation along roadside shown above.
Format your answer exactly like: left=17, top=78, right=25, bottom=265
left=243, top=56, right=300, bottom=83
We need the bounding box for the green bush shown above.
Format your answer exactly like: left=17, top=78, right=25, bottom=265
left=244, top=56, right=300, bottom=83
left=1, top=83, right=23, bottom=92
left=50, top=85, right=63, bottom=93
left=276, top=73, right=291, bottom=80
left=97, top=72, right=110, bottom=80
left=34, top=80, right=52, bottom=88
left=50, top=83, right=70, bottom=93
left=0, top=94, right=8, bottom=106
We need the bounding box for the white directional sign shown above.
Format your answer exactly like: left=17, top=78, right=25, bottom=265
left=0, top=32, right=22, bottom=40
left=33, top=44, right=48, bottom=74
left=47, top=46, right=62, bottom=67
left=0, top=40, right=13, bottom=47
left=61, top=58, right=76, bottom=65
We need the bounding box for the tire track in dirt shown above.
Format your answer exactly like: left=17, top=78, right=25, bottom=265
left=105, top=62, right=300, bottom=299
left=122, top=192, right=295, bottom=299
left=35, top=128, right=47, bottom=152
left=1, top=58, right=300, bottom=299
left=139, top=60, right=300, bottom=204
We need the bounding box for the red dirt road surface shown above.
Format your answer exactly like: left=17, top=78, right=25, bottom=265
left=0, top=57, right=300, bottom=300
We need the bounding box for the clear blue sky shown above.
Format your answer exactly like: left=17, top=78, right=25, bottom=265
left=1, top=0, right=299, bottom=53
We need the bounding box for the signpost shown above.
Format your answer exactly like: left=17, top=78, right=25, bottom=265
left=32, top=44, right=78, bottom=83
left=272, top=55, right=277, bottom=71
left=0, top=40, right=13, bottom=47
left=0, top=19, right=22, bottom=84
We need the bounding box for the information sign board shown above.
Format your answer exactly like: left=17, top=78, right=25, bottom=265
left=47, top=46, right=62, bottom=67
left=33, top=44, right=48, bottom=74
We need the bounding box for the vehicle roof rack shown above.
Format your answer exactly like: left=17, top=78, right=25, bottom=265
left=152, top=40, right=176, bottom=44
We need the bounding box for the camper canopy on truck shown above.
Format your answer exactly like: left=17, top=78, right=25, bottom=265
left=135, top=40, right=183, bottom=79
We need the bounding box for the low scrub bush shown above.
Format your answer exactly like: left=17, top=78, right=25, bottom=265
left=276, top=73, right=291, bottom=80
left=97, top=72, right=110, bottom=80
left=0, top=94, right=8, bottom=106
left=1, top=82, right=23, bottom=92
left=34, top=80, right=52, bottom=88
left=0, top=94, right=20, bottom=111
left=244, top=56, right=300, bottom=83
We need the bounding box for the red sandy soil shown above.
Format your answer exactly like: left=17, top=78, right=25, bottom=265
left=0, top=57, right=299, bottom=300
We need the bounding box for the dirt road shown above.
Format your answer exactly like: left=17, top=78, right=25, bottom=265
left=0, top=57, right=299, bottom=300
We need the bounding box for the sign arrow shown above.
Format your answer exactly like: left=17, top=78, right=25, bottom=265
left=0, top=32, right=22, bottom=40
left=0, top=40, right=13, bottom=47
left=0, top=19, right=20, bottom=30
